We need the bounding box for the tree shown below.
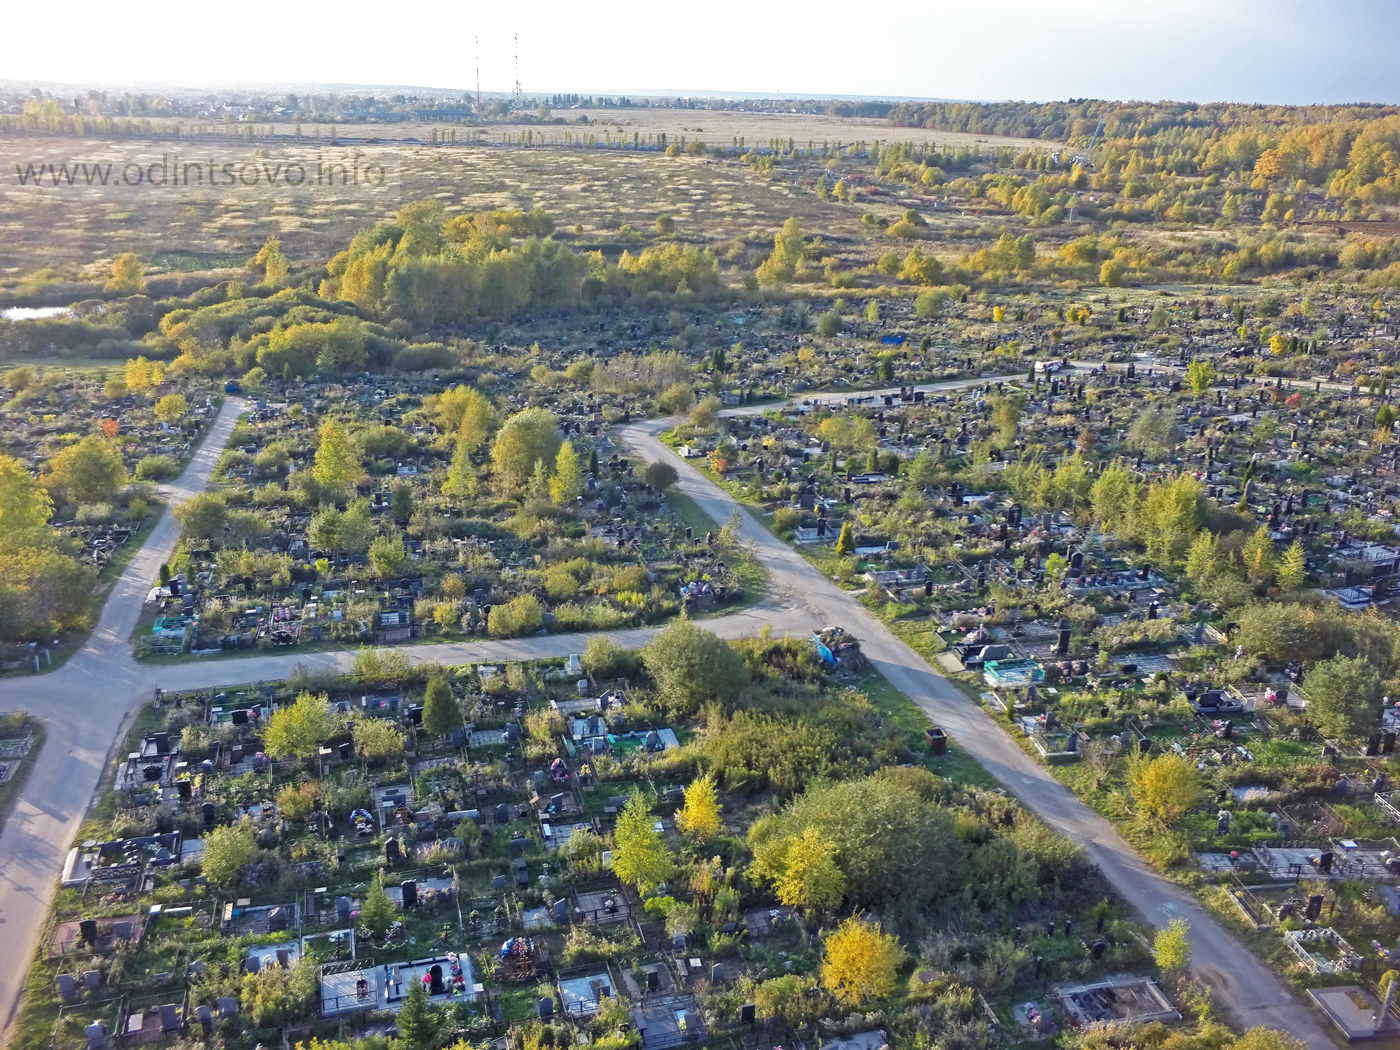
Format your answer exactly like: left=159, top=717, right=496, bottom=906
left=263, top=690, right=337, bottom=760
left=655, top=213, right=676, bottom=236
left=1129, top=753, right=1202, bottom=825
left=1276, top=539, right=1307, bottom=590
left=47, top=436, right=127, bottom=505
left=821, top=917, right=903, bottom=1008
left=106, top=252, right=145, bottom=294
left=153, top=393, right=188, bottom=424
left=174, top=493, right=227, bottom=542
left=755, top=975, right=818, bottom=1027
left=1185, top=530, right=1222, bottom=584
left=312, top=420, right=363, bottom=489
left=359, top=873, right=396, bottom=940
left=1305, top=653, right=1381, bottom=739
left=756, top=217, right=806, bottom=285
left=775, top=827, right=846, bottom=913
left=644, top=460, right=678, bottom=491
left=834, top=521, right=855, bottom=556
left=202, top=819, right=256, bottom=883
left=422, top=675, right=459, bottom=739
left=442, top=436, right=477, bottom=500
left=1185, top=359, right=1215, bottom=397
left=1127, top=407, right=1181, bottom=458
left=750, top=773, right=957, bottom=914
left=1153, top=917, right=1191, bottom=976
left=0, top=455, right=54, bottom=551
left=395, top=977, right=438, bottom=1050
left=254, top=235, right=290, bottom=286
left=0, top=547, right=96, bottom=640
left=1241, top=525, right=1276, bottom=584
left=642, top=622, right=747, bottom=718
left=353, top=717, right=406, bottom=763
left=690, top=396, right=721, bottom=428
left=437, top=386, right=496, bottom=452
left=612, top=791, right=673, bottom=894
left=390, top=484, right=413, bottom=522
left=491, top=408, right=562, bottom=488
left=676, top=774, right=720, bottom=839
left=816, top=311, right=841, bottom=337
left=336, top=501, right=375, bottom=554
left=550, top=440, right=584, bottom=504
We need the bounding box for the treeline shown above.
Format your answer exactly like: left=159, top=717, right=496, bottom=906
left=318, top=201, right=722, bottom=325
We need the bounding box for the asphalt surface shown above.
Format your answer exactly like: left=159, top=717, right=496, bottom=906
left=0, top=381, right=1336, bottom=1048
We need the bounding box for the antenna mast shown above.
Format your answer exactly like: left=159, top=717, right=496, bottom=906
left=513, top=33, right=523, bottom=107
left=475, top=36, right=482, bottom=116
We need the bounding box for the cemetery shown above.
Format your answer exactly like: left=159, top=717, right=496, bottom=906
left=0, top=366, right=223, bottom=660
left=141, top=375, right=755, bottom=658
left=18, top=624, right=1176, bottom=1050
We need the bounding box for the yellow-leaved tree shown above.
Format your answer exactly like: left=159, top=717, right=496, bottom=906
left=676, top=773, right=720, bottom=839
left=1128, top=752, right=1202, bottom=826
left=775, top=827, right=846, bottom=913
left=821, top=917, right=904, bottom=1008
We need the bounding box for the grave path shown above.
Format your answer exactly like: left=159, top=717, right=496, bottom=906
left=0, top=370, right=1333, bottom=1047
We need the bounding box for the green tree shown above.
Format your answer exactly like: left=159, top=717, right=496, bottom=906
left=106, top=252, right=145, bottom=294
left=312, top=420, right=363, bottom=489
left=395, top=980, right=439, bottom=1050
left=353, top=717, right=406, bottom=762
left=1305, top=653, right=1382, bottom=739
left=1090, top=459, right=1142, bottom=535
left=1241, top=525, right=1276, bottom=583
left=263, top=690, right=337, bottom=760
left=47, top=436, right=128, bottom=505
left=174, top=492, right=228, bottom=542
left=390, top=484, right=413, bottom=522
left=644, top=460, right=678, bottom=491
left=337, top=500, right=375, bottom=554
left=755, top=975, right=819, bottom=1027
left=834, top=521, right=855, bottom=556
left=442, top=435, right=477, bottom=499
left=491, top=408, right=562, bottom=488
left=613, top=791, right=673, bottom=894
left=202, top=819, right=256, bottom=883
left=655, top=213, right=676, bottom=236
left=368, top=533, right=409, bottom=580
left=1276, top=539, right=1307, bottom=590
left=1185, top=530, right=1222, bottom=584
left=436, top=386, right=496, bottom=451
left=0, top=454, right=54, bottom=551
left=642, top=622, right=747, bottom=717
left=359, top=873, right=396, bottom=940
left=1154, top=917, right=1191, bottom=976
left=422, top=675, right=459, bottom=739
left=1185, top=359, right=1216, bottom=397
left=756, top=217, right=806, bottom=285
left=816, top=311, right=841, bottom=337
left=1127, top=406, right=1181, bottom=458
left=550, top=440, right=584, bottom=504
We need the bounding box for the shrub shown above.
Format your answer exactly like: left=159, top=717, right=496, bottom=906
left=488, top=593, right=545, bottom=637
left=134, top=454, right=181, bottom=481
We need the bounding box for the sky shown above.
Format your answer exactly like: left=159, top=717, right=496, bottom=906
left=4, top=0, right=1399, bottom=105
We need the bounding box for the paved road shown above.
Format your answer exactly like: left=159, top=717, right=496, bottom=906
left=0, top=379, right=1333, bottom=1047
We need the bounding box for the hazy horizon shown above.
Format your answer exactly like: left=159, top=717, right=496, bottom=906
left=4, top=0, right=1399, bottom=107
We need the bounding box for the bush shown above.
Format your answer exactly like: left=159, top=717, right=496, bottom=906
left=582, top=635, right=641, bottom=679
left=393, top=342, right=459, bottom=372
left=134, top=454, right=181, bottom=481
left=488, top=593, right=545, bottom=637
